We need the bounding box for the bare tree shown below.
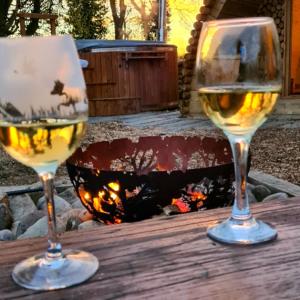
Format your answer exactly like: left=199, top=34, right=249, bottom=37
left=130, top=0, right=158, bottom=40
left=109, top=0, right=127, bottom=39
left=0, top=0, right=61, bottom=37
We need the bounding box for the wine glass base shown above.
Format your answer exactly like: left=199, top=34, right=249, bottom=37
left=207, top=217, right=277, bottom=245
left=12, top=249, right=99, bottom=290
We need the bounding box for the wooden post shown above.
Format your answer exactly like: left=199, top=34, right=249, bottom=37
left=19, top=16, right=26, bottom=36
left=17, top=13, right=58, bottom=36
left=50, top=19, right=56, bottom=35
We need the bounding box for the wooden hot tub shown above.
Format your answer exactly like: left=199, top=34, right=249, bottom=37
left=76, top=40, right=178, bottom=116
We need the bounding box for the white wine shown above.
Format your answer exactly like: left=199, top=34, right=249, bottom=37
left=0, top=119, right=86, bottom=171
left=199, top=86, right=280, bottom=135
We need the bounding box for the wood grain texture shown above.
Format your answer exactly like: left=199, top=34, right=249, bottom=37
left=1, top=198, right=300, bottom=299
left=80, top=47, right=178, bottom=116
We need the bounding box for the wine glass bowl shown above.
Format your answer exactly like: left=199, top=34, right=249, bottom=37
left=196, top=17, right=282, bottom=245
left=0, top=35, right=98, bottom=290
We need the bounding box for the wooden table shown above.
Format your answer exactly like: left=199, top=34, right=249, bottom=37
left=1, top=198, right=300, bottom=299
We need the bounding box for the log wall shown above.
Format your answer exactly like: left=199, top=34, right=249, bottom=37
left=179, top=0, right=286, bottom=116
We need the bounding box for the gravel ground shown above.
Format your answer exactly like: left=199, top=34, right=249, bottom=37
left=0, top=122, right=299, bottom=186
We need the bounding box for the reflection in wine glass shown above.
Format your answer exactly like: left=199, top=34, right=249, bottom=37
left=0, top=35, right=98, bottom=290
left=195, top=18, right=282, bottom=244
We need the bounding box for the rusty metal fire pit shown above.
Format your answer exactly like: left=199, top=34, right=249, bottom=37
left=66, top=136, right=234, bottom=224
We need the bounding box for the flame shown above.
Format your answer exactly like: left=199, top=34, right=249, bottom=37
left=189, top=191, right=207, bottom=202
left=77, top=183, right=124, bottom=224
left=108, top=182, right=120, bottom=192
left=93, top=197, right=110, bottom=215
left=78, top=186, right=92, bottom=206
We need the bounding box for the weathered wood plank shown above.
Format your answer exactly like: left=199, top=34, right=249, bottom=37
left=1, top=198, right=300, bottom=299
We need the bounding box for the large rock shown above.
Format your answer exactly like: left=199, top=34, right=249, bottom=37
left=247, top=189, right=257, bottom=204
left=71, top=199, right=85, bottom=209
left=0, top=229, right=13, bottom=241
left=78, top=220, right=103, bottom=230
left=79, top=210, right=94, bottom=222
left=13, top=210, right=44, bottom=236
left=252, top=185, right=271, bottom=202
left=37, top=194, right=72, bottom=215
left=18, top=216, right=66, bottom=239
left=263, top=192, right=289, bottom=202
left=8, top=194, right=37, bottom=221
left=59, top=209, right=85, bottom=225
left=0, top=203, right=12, bottom=230
left=11, top=221, right=23, bottom=238
left=58, top=187, right=79, bottom=206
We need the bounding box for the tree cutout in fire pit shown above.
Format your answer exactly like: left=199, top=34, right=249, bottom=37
left=67, top=136, right=235, bottom=224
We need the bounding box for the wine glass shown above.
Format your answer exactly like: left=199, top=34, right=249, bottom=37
left=0, top=35, right=99, bottom=289
left=195, top=17, right=282, bottom=245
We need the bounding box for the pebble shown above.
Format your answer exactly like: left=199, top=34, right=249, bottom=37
left=0, top=229, right=13, bottom=241
left=78, top=220, right=103, bottom=230
left=252, top=185, right=272, bottom=202
left=263, top=192, right=289, bottom=202
left=0, top=203, right=12, bottom=230
left=18, top=216, right=66, bottom=239
left=58, top=187, right=79, bottom=206
left=8, top=194, right=37, bottom=221
left=37, top=194, right=72, bottom=215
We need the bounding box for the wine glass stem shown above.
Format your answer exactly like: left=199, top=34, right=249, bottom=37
left=227, top=134, right=252, bottom=221
left=39, top=172, right=62, bottom=260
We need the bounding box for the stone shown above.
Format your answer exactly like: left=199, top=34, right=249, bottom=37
left=247, top=189, right=257, bottom=204
left=8, top=194, right=37, bottom=221
left=71, top=199, right=85, bottom=209
left=37, top=194, right=72, bottom=215
left=11, top=221, right=24, bottom=238
left=58, top=187, right=79, bottom=206
left=79, top=210, right=94, bottom=222
left=0, top=229, right=13, bottom=241
left=163, top=205, right=180, bottom=216
left=59, top=209, right=85, bottom=224
left=78, top=220, right=103, bottom=230
left=0, top=203, right=12, bottom=230
left=263, top=192, right=289, bottom=202
left=18, top=216, right=66, bottom=239
left=252, top=185, right=272, bottom=202
left=247, top=183, right=255, bottom=192
left=15, top=210, right=44, bottom=235
left=0, top=192, right=9, bottom=206
left=66, top=216, right=82, bottom=231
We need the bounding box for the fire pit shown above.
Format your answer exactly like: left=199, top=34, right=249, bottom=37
left=66, top=136, right=234, bottom=224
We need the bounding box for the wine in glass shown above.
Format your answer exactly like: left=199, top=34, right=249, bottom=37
left=195, top=18, right=282, bottom=244
left=0, top=35, right=99, bottom=289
